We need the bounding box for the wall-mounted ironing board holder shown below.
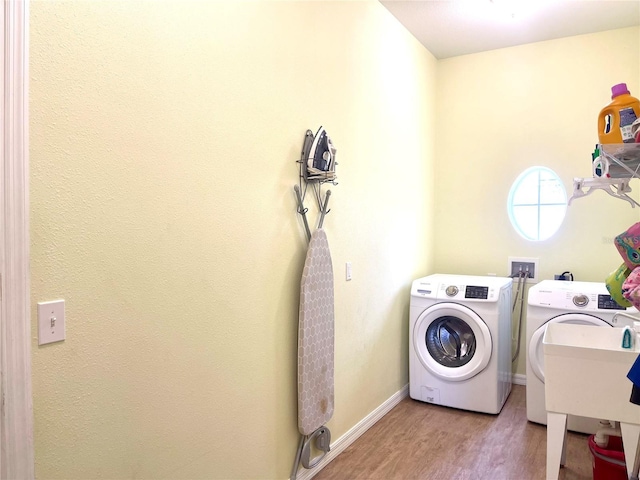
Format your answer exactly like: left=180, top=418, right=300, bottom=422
left=569, top=143, right=640, bottom=208
left=294, top=185, right=331, bottom=242
left=294, top=128, right=335, bottom=241
left=291, top=128, right=338, bottom=479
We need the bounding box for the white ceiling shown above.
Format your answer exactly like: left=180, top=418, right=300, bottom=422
left=379, top=0, right=640, bottom=59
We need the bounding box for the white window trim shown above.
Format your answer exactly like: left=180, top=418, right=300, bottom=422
left=1, top=1, right=34, bottom=478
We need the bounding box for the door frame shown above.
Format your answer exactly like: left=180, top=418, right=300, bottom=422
left=1, top=0, right=34, bottom=478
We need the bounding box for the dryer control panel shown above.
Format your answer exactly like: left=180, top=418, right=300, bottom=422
left=528, top=280, right=632, bottom=312
left=597, top=294, right=626, bottom=310
left=530, top=289, right=607, bottom=311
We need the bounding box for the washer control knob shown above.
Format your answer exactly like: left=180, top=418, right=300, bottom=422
left=445, top=285, right=459, bottom=297
left=573, top=294, right=589, bottom=307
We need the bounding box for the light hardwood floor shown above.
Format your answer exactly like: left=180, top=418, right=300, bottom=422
left=313, top=385, right=593, bottom=480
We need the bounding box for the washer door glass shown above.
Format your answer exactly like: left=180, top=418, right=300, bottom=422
left=413, top=303, right=492, bottom=381
left=528, top=313, right=610, bottom=383
left=426, top=316, right=476, bottom=368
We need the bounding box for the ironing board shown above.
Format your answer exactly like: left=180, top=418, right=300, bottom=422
left=291, top=128, right=336, bottom=478
left=298, top=228, right=334, bottom=435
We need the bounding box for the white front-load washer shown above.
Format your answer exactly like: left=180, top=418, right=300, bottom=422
left=526, top=279, right=637, bottom=433
left=409, top=274, right=513, bottom=414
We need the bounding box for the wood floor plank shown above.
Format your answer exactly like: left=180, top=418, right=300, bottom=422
left=313, top=385, right=593, bottom=480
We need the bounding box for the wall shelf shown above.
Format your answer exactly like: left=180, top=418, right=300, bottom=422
left=600, top=143, right=640, bottom=178
left=570, top=143, right=640, bottom=208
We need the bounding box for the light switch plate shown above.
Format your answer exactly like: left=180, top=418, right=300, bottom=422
left=38, top=300, right=65, bottom=345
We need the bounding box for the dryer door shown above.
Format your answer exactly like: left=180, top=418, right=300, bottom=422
left=413, top=302, right=492, bottom=381
left=528, top=313, right=611, bottom=384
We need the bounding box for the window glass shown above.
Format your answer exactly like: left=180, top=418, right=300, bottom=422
left=508, top=167, right=567, bottom=241
left=511, top=205, right=539, bottom=239
left=539, top=171, right=566, bottom=204
left=511, top=174, right=539, bottom=205
left=539, top=205, right=566, bottom=239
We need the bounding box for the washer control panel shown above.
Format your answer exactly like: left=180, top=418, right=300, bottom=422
left=411, top=275, right=511, bottom=302
left=438, top=283, right=496, bottom=301
left=464, top=285, right=489, bottom=299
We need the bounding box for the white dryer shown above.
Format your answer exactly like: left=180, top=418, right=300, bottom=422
left=409, top=274, right=513, bottom=414
left=526, top=280, right=637, bottom=433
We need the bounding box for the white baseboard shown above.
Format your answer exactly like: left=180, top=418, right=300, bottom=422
left=512, top=373, right=526, bottom=386
left=293, top=385, right=409, bottom=480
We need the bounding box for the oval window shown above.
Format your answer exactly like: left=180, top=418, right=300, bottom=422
left=508, top=166, right=567, bottom=241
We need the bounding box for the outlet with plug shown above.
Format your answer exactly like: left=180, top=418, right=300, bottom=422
left=554, top=271, right=574, bottom=281
left=508, top=257, right=538, bottom=282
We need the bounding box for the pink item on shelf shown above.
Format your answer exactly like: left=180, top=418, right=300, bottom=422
left=615, top=222, right=640, bottom=270
left=622, top=267, right=640, bottom=310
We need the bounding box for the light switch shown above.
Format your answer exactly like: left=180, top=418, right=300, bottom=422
left=38, top=299, right=65, bottom=345
left=346, top=262, right=352, bottom=281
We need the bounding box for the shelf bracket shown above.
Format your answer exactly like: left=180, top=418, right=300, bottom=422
left=569, top=177, right=640, bottom=208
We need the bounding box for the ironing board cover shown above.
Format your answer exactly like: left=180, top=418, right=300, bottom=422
left=298, top=228, right=335, bottom=435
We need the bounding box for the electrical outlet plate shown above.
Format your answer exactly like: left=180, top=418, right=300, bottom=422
left=38, top=299, right=66, bottom=345
left=508, top=257, right=539, bottom=283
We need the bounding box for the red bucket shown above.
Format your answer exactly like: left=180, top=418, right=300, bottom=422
left=588, top=434, right=627, bottom=480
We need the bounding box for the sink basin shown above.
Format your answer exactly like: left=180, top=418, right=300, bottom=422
left=543, top=322, right=640, bottom=480
left=543, top=322, right=640, bottom=423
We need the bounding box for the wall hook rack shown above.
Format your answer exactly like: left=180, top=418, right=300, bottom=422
left=294, top=127, right=337, bottom=241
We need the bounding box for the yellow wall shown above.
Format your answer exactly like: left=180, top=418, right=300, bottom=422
left=30, top=1, right=640, bottom=477
left=29, top=1, right=436, bottom=478
left=435, top=27, right=640, bottom=375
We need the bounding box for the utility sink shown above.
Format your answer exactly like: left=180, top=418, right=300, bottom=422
left=543, top=322, right=640, bottom=479
left=543, top=322, right=640, bottom=424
